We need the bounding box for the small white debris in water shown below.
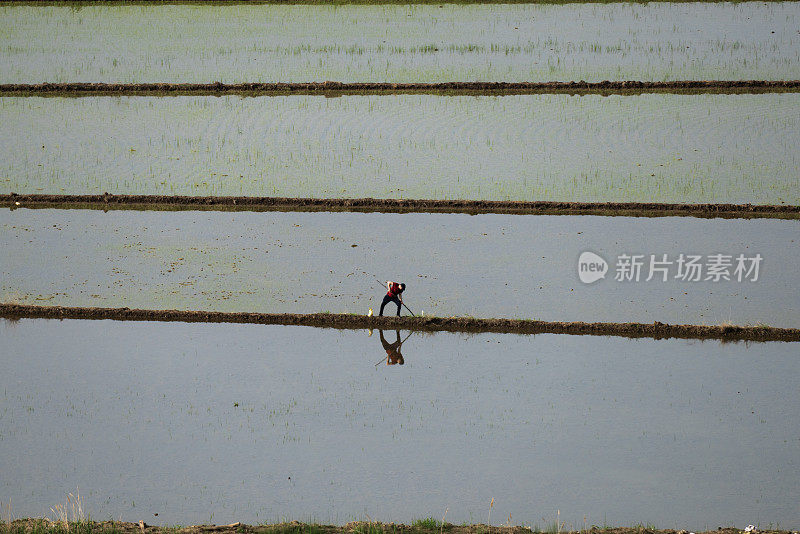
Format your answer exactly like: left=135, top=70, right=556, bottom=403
left=744, top=526, right=756, bottom=533
left=15, top=202, right=20, bottom=205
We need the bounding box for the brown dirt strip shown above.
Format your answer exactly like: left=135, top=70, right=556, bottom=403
left=2, top=194, right=798, bottom=219
left=2, top=304, right=798, bottom=342
left=0, top=523, right=787, bottom=534
left=2, top=523, right=784, bottom=534
left=0, top=0, right=795, bottom=4
left=1, top=81, right=800, bottom=97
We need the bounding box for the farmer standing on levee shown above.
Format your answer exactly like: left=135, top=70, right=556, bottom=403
left=379, top=280, right=406, bottom=316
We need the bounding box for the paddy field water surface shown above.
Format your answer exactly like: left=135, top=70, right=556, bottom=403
left=2, top=208, right=798, bottom=327
left=1, top=3, right=799, bottom=83
left=2, top=94, right=799, bottom=204
left=1, top=318, right=797, bottom=527
left=3, top=0, right=799, bottom=528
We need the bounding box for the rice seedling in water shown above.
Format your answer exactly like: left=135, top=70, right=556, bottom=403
left=2, top=208, right=798, bottom=327
left=1, top=93, right=798, bottom=204
left=0, top=4, right=798, bottom=83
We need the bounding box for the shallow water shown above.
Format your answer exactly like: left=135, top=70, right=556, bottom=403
left=0, top=319, right=797, bottom=527
left=1, top=3, right=798, bottom=83
left=2, top=208, right=798, bottom=327
left=2, top=94, right=799, bottom=204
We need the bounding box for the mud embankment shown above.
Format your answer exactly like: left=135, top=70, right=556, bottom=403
left=3, top=523, right=788, bottom=534
left=0, top=522, right=788, bottom=534
left=0, top=0, right=793, bottom=5
left=3, top=194, right=798, bottom=219
left=1, top=80, right=799, bottom=97
left=2, top=304, right=798, bottom=342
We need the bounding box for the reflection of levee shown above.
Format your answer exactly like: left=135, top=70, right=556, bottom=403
left=2, top=80, right=800, bottom=97
left=3, top=194, right=799, bottom=220
left=2, top=304, right=799, bottom=342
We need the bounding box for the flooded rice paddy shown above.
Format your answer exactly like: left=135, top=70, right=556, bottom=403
left=2, top=208, right=798, bottom=328
left=1, top=318, right=798, bottom=527
left=2, top=93, right=799, bottom=204
left=1, top=3, right=799, bottom=83
left=2, top=0, right=799, bottom=526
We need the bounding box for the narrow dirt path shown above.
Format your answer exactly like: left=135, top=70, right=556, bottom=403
left=2, top=304, right=798, bottom=342
left=3, top=195, right=798, bottom=219
left=1, top=80, right=799, bottom=97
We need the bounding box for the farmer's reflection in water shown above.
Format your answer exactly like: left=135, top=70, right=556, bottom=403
left=378, top=330, right=412, bottom=366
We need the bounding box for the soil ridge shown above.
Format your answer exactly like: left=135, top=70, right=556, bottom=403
left=2, top=80, right=800, bottom=97
left=2, top=304, right=798, bottom=342
left=3, top=195, right=798, bottom=219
